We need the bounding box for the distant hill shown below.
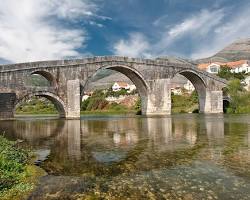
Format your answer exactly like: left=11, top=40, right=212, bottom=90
left=85, top=70, right=188, bottom=91
left=196, top=38, right=250, bottom=63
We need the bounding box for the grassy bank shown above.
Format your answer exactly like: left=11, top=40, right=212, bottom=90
left=16, top=97, right=57, bottom=115
left=172, top=92, right=199, bottom=114
left=16, top=91, right=199, bottom=115
left=81, top=110, right=138, bottom=115
left=0, top=136, right=45, bottom=200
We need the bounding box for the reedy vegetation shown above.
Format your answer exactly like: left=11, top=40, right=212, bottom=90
left=218, top=65, right=250, bottom=113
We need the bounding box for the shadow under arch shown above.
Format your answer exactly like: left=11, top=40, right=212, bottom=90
left=221, top=87, right=230, bottom=113
left=175, top=69, right=207, bottom=113
left=16, top=91, right=66, bottom=118
left=30, top=70, right=57, bottom=87
left=82, top=64, right=150, bottom=113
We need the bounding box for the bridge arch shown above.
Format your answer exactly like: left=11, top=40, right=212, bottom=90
left=174, top=69, right=207, bottom=113
left=82, top=64, right=150, bottom=114
left=222, top=87, right=231, bottom=113
left=16, top=91, right=66, bottom=118
left=30, top=70, right=57, bottom=87
left=83, top=64, right=149, bottom=96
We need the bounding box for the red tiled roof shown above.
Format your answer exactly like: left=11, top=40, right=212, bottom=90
left=198, top=60, right=248, bottom=70
left=115, top=82, right=129, bottom=87
left=224, top=60, right=248, bottom=68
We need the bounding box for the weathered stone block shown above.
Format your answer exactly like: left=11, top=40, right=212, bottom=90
left=66, top=79, right=80, bottom=119
left=0, top=93, right=16, bottom=119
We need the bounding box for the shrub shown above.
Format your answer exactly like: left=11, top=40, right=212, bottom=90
left=16, top=97, right=57, bottom=114
left=108, top=103, right=127, bottom=111
left=106, top=88, right=129, bottom=97
left=134, top=98, right=141, bottom=111
left=218, top=65, right=246, bottom=81
left=224, top=79, right=250, bottom=114
left=0, top=136, right=31, bottom=191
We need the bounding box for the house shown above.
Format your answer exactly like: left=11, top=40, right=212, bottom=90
left=228, top=60, right=250, bottom=73
left=112, top=82, right=130, bottom=91
left=198, top=62, right=223, bottom=74
left=198, top=60, right=250, bottom=74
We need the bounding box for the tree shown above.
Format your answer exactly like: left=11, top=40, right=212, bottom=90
left=218, top=65, right=232, bottom=80
left=218, top=65, right=245, bottom=81
left=226, top=79, right=250, bottom=113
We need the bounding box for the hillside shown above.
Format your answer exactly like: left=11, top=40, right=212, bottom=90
left=196, top=38, right=250, bottom=63
left=85, top=70, right=188, bottom=91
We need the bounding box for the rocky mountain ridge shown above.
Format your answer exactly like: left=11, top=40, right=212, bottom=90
left=196, top=38, right=250, bottom=63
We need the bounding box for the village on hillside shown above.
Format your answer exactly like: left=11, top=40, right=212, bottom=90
left=198, top=60, right=250, bottom=90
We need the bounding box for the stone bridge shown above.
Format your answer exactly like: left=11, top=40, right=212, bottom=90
left=0, top=56, right=227, bottom=119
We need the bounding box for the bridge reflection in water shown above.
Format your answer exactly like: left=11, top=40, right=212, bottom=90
left=1, top=115, right=248, bottom=167
left=2, top=115, right=250, bottom=199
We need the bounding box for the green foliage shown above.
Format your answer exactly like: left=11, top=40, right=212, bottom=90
left=86, top=98, right=109, bottom=111
left=134, top=98, right=141, bottom=111
left=225, top=79, right=250, bottom=113
left=81, top=89, right=140, bottom=113
left=81, top=90, right=109, bottom=111
left=0, top=136, right=45, bottom=200
left=107, top=103, right=127, bottom=111
left=217, top=67, right=250, bottom=114
left=0, top=136, right=31, bottom=191
left=171, top=91, right=199, bottom=113
left=16, top=97, right=57, bottom=114
left=218, top=65, right=246, bottom=80
left=106, top=88, right=129, bottom=97
left=190, top=91, right=198, bottom=104
left=81, top=98, right=90, bottom=111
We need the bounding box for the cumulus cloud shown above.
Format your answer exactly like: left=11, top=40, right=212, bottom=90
left=0, top=0, right=98, bottom=63
left=112, top=33, right=151, bottom=58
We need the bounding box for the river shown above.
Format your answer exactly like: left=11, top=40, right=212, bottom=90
left=1, top=114, right=250, bottom=199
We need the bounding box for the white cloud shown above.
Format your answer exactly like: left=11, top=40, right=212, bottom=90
left=46, top=0, right=98, bottom=19
left=112, top=6, right=250, bottom=60
left=113, top=33, right=151, bottom=58
left=168, top=9, right=224, bottom=39
left=156, top=9, right=225, bottom=54
left=112, top=9, right=225, bottom=58
left=0, top=0, right=98, bottom=63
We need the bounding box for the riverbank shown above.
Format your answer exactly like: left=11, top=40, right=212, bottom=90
left=0, top=136, right=45, bottom=200
left=81, top=110, right=139, bottom=115
left=15, top=90, right=200, bottom=116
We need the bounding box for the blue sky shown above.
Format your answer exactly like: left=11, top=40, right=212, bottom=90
left=0, top=0, right=250, bottom=63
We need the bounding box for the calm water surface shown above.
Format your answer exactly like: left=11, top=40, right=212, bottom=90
left=1, top=114, right=250, bottom=199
